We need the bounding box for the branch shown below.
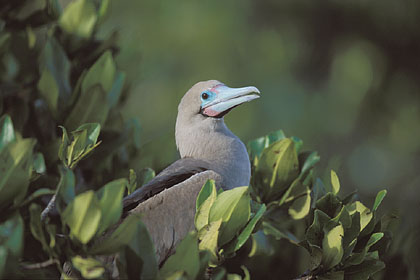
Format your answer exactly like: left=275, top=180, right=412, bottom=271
left=20, top=259, right=59, bottom=270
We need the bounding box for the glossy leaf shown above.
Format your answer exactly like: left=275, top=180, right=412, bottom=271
left=209, top=186, right=251, bottom=246
left=224, top=203, right=266, bottom=253
left=160, top=232, right=200, bottom=279
left=62, top=191, right=101, bottom=244
left=72, top=256, right=105, bottom=279
left=89, top=214, right=141, bottom=255
left=82, top=50, right=116, bottom=94
left=96, top=178, right=126, bottom=234
left=322, top=224, right=344, bottom=270
left=195, top=180, right=217, bottom=231
left=346, top=201, right=373, bottom=231
left=255, top=138, right=299, bottom=201
left=198, top=219, right=222, bottom=263
left=372, top=190, right=387, bottom=212
left=330, top=170, right=340, bottom=195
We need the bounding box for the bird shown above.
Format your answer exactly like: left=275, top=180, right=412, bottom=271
left=121, top=80, right=260, bottom=263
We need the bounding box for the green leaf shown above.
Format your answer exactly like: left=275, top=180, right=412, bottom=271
left=291, top=136, right=303, bottom=154
left=95, top=178, right=126, bottom=235
left=58, top=126, right=69, bottom=163
left=20, top=188, right=55, bottom=207
left=0, top=138, right=35, bottom=209
left=224, top=203, right=266, bottom=254
left=89, top=214, right=141, bottom=255
left=37, top=69, right=59, bottom=114
left=72, top=256, right=105, bottom=279
left=127, top=169, right=137, bottom=194
left=29, top=204, right=50, bottom=254
left=346, top=201, right=373, bottom=231
left=346, top=232, right=384, bottom=266
left=38, top=38, right=71, bottom=112
left=32, top=153, right=46, bottom=174
left=315, top=192, right=342, bottom=218
left=195, top=180, right=217, bottom=231
left=65, top=85, right=109, bottom=131
left=317, top=271, right=344, bottom=280
left=299, top=151, right=320, bottom=177
left=344, top=259, right=385, bottom=280
left=247, top=130, right=285, bottom=163
left=330, top=170, right=340, bottom=195
left=198, top=219, right=222, bottom=263
left=160, top=232, right=200, bottom=279
left=322, top=224, right=344, bottom=270
left=289, top=187, right=311, bottom=220
left=59, top=0, right=98, bottom=38
left=0, top=115, right=16, bottom=152
left=0, top=214, right=24, bottom=256
left=209, top=187, right=251, bottom=246
left=255, top=138, right=299, bottom=201
left=138, top=167, right=155, bottom=186
left=62, top=191, right=101, bottom=244
left=55, top=167, right=76, bottom=213
left=372, top=190, right=387, bottom=212
left=107, top=71, right=125, bottom=107
left=123, top=219, right=158, bottom=280
left=306, top=209, right=331, bottom=246
left=82, top=50, right=116, bottom=94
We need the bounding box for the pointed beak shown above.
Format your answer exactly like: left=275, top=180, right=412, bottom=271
left=202, top=85, right=260, bottom=117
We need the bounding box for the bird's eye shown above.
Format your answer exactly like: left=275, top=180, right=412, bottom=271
left=201, top=92, right=209, bottom=100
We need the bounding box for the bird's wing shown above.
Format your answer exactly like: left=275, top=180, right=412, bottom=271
left=123, top=158, right=211, bottom=211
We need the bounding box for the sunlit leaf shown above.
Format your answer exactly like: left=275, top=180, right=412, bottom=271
left=72, top=256, right=105, bottom=279
left=95, top=178, right=126, bottom=235
left=59, top=0, right=98, bottom=38
left=0, top=115, right=16, bottom=152
left=62, top=191, right=101, bottom=244
left=330, top=170, right=340, bottom=195
left=195, top=180, right=217, bottom=231
left=322, top=224, right=344, bottom=270
left=372, top=190, right=387, bottom=212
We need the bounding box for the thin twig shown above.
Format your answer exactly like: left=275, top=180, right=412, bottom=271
left=20, top=259, right=59, bottom=270
left=41, top=194, right=56, bottom=221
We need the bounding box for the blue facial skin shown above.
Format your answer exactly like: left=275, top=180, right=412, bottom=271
left=200, top=90, right=217, bottom=108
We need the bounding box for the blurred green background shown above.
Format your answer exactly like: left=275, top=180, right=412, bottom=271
left=99, top=0, right=419, bottom=276
left=102, top=1, right=419, bottom=207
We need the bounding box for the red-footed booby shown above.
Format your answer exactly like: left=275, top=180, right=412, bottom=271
left=122, top=80, right=260, bottom=263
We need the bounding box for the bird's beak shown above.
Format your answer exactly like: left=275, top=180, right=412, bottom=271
left=202, top=85, right=260, bottom=118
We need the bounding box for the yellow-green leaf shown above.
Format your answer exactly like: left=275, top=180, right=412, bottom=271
left=330, top=170, right=340, bottom=195
left=322, top=224, right=344, bottom=270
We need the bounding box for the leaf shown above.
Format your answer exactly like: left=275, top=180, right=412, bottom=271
left=58, top=126, right=69, bottom=164
left=299, top=151, right=320, bottom=177
left=311, top=178, right=327, bottom=208
left=306, top=209, right=331, bottom=246
left=330, top=170, right=340, bottom=195
left=198, top=219, right=222, bottom=263
left=29, top=204, right=50, bottom=254
left=0, top=115, right=16, bottom=152
left=59, top=0, right=98, bottom=38
left=64, top=85, right=109, bottom=131
left=127, top=169, right=137, bottom=194
left=72, top=256, right=105, bottom=279
left=55, top=167, right=75, bottom=213
left=317, top=271, right=344, bottom=280
left=160, top=232, right=200, bottom=279
left=20, top=188, right=55, bottom=207
left=107, top=71, right=126, bottom=107
left=209, top=187, right=251, bottom=246
left=32, top=152, right=46, bottom=174
left=372, top=190, right=387, bottom=212
left=346, top=233, right=384, bottom=266
left=247, top=130, right=285, bottom=163
left=62, top=191, right=101, bottom=244
left=224, top=203, right=266, bottom=253
left=255, top=138, right=299, bottom=201
left=82, top=50, right=116, bottom=94
left=0, top=214, right=24, bottom=256
left=195, top=180, right=217, bottom=231
left=38, top=38, right=72, bottom=114
left=0, top=138, right=35, bottom=209
left=95, top=178, right=126, bottom=235
left=291, top=136, right=303, bottom=154
left=346, top=201, right=373, bottom=231
left=123, top=219, right=158, bottom=280
left=289, top=187, right=311, bottom=220
left=344, top=259, right=385, bottom=280
left=316, top=192, right=342, bottom=218
left=322, top=224, right=344, bottom=270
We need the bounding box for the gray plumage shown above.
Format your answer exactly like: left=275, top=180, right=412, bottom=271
left=121, top=80, right=260, bottom=264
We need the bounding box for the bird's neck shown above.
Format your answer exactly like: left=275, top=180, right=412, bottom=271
left=175, top=118, right=251, bottom=189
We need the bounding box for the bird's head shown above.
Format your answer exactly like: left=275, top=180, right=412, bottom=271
left=177, top=80, right=260, bottom=122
